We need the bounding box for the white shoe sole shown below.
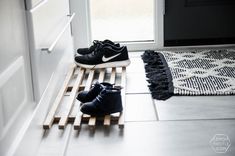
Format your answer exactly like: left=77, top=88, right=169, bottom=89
left=75, top=60, right=131, bottom=69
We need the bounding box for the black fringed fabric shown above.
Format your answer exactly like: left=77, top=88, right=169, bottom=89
left=141, top=50, right=174, bottom=100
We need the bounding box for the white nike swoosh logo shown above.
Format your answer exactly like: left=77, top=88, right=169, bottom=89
left=102, top=53, right=122, bottom=62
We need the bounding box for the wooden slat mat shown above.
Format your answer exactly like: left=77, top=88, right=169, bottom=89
left=43, top=64, right=126, bottom=130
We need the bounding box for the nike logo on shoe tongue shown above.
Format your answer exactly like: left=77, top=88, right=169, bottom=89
left=102, top=53, right=122, bottom=62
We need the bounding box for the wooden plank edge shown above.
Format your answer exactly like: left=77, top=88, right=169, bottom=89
left=43, top=64, right=76, bottom=129
left=118, top=67, right=126, bottom=129
left=74, top=114, right=82, bottom=130
left=58, top=68, right=85, bottom=129
left=104, top=115, right=111, bottom=127
left=88, top=117, right=96, bottom=129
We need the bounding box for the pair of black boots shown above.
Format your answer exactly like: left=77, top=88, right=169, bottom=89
left=74, top=39, right=130, bottom=69
left=77, top=82, right=123, bottom=116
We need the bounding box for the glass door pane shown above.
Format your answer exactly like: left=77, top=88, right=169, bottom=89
left=89, top=0, right=154, bottom=42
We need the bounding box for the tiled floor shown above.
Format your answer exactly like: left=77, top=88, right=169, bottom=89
left=155, top=96, right=235, bottom=121
left=125, top=94, right=157, bottom=122
left=65, top=120, right=235, bottom=156
left=16, top=52, right=235, bottom=156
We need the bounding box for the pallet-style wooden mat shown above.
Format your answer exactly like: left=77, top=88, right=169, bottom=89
left=43, top=64, right=126, bottom=130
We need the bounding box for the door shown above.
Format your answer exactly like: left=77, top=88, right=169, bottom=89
left=70, top=0, right=164, bottom=51
left=164, top=0, right=235, bottom=46
left=0, top=0, right=34, bottom=155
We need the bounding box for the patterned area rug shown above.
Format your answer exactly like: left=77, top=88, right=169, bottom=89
left=142, top=49, right=235, bottom=100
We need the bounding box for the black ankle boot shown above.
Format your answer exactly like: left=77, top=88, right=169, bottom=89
left=76, top=82, right=113, bottom=103
left=80, top=88, right=123, bottom=116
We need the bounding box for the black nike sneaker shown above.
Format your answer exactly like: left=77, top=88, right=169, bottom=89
left=74, top=45, right=130, bottom=69
left=80, top=88, right=123, bottom=116
left=77, top=82, right=113, bottom=103
left=77, top=39, right=120, bottom=55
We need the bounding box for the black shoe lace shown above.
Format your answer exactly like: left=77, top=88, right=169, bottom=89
left=96, top=94, right=103, bottom=103
left=90, top=40, right=102, bottom=50
left=95, top=89, right=107, bottom=103
left=89, top=43, right=104, bottom=57
left=90, top=82, right=100, bottom=92
left=95, top=88, right=120, bottom=103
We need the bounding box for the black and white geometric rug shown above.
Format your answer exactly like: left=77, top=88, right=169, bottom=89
left=142, top=49, right=235, bottom=100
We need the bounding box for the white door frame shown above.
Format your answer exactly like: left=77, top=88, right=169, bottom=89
left=70, top=0, right=164, bottom=52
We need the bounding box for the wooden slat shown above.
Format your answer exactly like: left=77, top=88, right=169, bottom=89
left=103, top=68, right=116, bottom=126
left=103, top=115, right=111, bottom=126
left=73, top=111, right=83, bottom=130
left=83, top=114, right=91, bottom=118
left=88, top=117, right=96, bottom=129
left=118, top=67, right=126, bottom=129
left=58, top=68, right=85, bottom=129
left=98, top=69, right=105, bottom=82
left=69, top=100, right=80, bottom=119
left=67, top=70, right=90, bottom=121
left=43, top=64, right=76, bottom=129
left=74, top=69, right=95, bottom=129
left=84, top=69, right=95, bottom=91
left=54, top=95, right=72, bottom=121
left=109, top=68, right=116, bottom=84
left=74, top=67, right=80, bottom=75
left=88, top=69, right=106, bottom=128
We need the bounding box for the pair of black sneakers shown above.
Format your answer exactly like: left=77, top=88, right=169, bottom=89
left=75, top=40, right=130, bottom=69
left=77, top=82, right=123, bottom=116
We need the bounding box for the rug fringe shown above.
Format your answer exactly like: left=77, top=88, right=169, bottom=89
left=142, top=50, right=174, bottom=100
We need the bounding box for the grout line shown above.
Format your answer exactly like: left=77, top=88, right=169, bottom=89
left=125, top=120, right=159, bottom=123
left=62, top=125, right=73, bottom=156
left=126, top=92, right=150, bottom=95
left=157, top=118, right=235, bottom=122
left=151, top=97, right=159, bottom=121
left=124, top=118, right=235, bottom=123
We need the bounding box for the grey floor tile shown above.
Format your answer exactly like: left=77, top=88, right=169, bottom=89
left=125, top=94, right=157, bottom=122
left=128, top=52, right=144, bottom=58
left=37, top=125, right=72, bottom=156
left=65, top=120, right=235, bottom=156
left=155, top=96, right=235, bottom=121
left=127, top=57, right=145, bottom=73
left=126, top=73, right=149, bottom=94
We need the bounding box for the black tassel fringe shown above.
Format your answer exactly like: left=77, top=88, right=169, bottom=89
left=141, top=50, right=174, bottom=100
